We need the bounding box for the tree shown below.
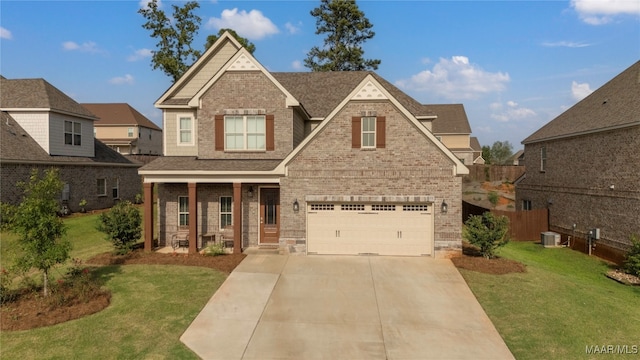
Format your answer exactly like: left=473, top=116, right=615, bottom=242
left=490, top=141, right=513, bottom=165
left=463, top=212, right=510, bottom=259
left=10, top=168, right=71, bottom=297
left=481, top=145, right=492, bottom=164
left=98, top=201, right=142, bottom=255
left=305, top=0, right=381, bottom=71
left=139, top=0, right=202, bottom=82
left=205, top=28, right=255, bottom=53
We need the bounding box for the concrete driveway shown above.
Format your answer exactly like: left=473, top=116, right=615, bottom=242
left=181, top=254, right=514, bottom=360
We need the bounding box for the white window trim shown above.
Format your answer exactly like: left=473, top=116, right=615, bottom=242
left=128, top=127, right=134, bottom=138
left=540, top=146, right=547, bottom=172
left=361, top=116, right=376, bottom=149
left=178, top=196, right=189, bottom=228
left=64, top=120, right=82, bottom=146
left=219, top=196, right=233, bottom=230
left=97, top=178, right=107, bottom=197
left=177, top=115, right=194, bottom=146
left=224, top=115, right=266, bottom=151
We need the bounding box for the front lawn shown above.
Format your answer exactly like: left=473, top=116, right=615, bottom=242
left=458, top=242, right=640, bottom=360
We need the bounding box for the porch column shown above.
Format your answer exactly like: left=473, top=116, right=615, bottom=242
left=143, top=182, right=154, bottom=252
left=188, top=182, right=198, bottom=254
left=233, top=182, right=242, bottom=254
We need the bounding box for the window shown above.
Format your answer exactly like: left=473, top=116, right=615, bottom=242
left=522, top=200, right=532, bottom=210
left=178, top=116, right=192, bottom=144
left=540, top=146, right=547, bottom=172
left=97, top=179, right=106, bottom=196
left=128, top=127, right=134, bottom=138
left=225, top=115, right=265, bottom=150
left=220, top=196, right=232, bottom=229
left=112, top=178, right=119, bottom=199
left=178, top=196, right=189, bottom=228
left=64, top=120, right=82, bottom=146
left=361, top=117, right=376, bottom=148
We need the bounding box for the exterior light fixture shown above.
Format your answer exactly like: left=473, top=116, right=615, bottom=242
left=441, top=200, right=448, bottom=213
left=293, top=199, right=300, bottom=212
left=248, top=186, right=254, bottom=197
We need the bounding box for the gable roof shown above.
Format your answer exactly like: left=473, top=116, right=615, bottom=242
left=81, top=103, right=161, bottom=131
left=428, top=104, right=472, bottom=134
left=1, top=111, right=138, bottom=166
left=523, top=60, right=640, bottom=144
left=0, top=78, right=97, bottom=120
left=470, top=137, right=482, bottom=152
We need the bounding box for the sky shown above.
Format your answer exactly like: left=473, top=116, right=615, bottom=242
left=1, top=0, right=639, bottom=150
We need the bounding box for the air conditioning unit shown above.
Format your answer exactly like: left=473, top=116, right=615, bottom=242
left=541, top=232, right=560, bottom=247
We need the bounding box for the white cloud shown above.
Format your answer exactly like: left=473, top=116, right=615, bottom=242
left=490, top=100, right=536, bottom=122
left=571, top=0, right=640, bottom=25
left=109, top=74, right=134, bottom=85
left=291, top=60, right=303, bottom=70
left=285, top=21, right=302, bottom=34
left=127, top=48, right=153, bottom=62
left=395, top=56, right=510, bottom=100
left=0, top=27, right=12, bottom=40
left=541, top=41, right=591, bottom=48
left=206, top=8, right=279, bottom=40
left=62, top=41, right=103, bottom=53
left=571, top=81, right=593, bottom=100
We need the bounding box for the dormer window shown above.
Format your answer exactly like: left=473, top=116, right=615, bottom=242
left=64, top=120, right=81, bottom=146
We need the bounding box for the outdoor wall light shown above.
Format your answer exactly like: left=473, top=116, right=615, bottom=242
left=293, top=199, right=300, bottom=212
left=441, top=200, right=448, bottom=213
left=248, top=186, right=254, bottom=197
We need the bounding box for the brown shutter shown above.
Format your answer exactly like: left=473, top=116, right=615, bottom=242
left=352, top=117, right=361, bottom=148
left=376, top=116, right=386, bottom=148
left=266, top=114, right=275, bottom=151
left=215, top=115, right=224, bottom=151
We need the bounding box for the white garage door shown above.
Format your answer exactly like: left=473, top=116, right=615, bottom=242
left=307, top=203, right=433, bottom=256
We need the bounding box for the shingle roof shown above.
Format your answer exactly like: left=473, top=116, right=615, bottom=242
left=427, top=104, right=472, bottom=134
left=81, top=103, right=161, bottom=131
left=1, top=111, right=137, bottom=165
left=0, top=78, right=97, bottom=120
left=139, top=157, right=282, bottom=172
left=470, top=137, right=482, bottom=152
left=523, top=61, right=640, bottom=144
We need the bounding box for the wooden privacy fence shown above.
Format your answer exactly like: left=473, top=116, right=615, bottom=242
left=462, top=201, right=548, bottom=241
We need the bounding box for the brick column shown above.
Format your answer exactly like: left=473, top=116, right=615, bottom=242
left=143, top=182, right=154, bottom=251
left=188, top=183, right=198, bottom=254
left=233, top=182, right=242, bottom=254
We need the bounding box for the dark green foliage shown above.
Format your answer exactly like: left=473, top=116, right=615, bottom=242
left=9, top=168, right=71, bottom=297
left=0, top=202, right=16, bottom=231
left=139, top=0, right=202, bottom=82
left=98, top=201, right=142, bottom=255
left=0, top=268, right=16, bottom=304
left=487, top=191, right=499, bottom=208
left=463, top=212, right=510, bottom=259
left=623, top=234, right=640, bottom=277
left=305, top=0, right=381, bottom=71
left=205, top=28, right=255, bottom=53
left=490, top=141, right=514, bottom=165
left=482, top=145, right=492, bottom=164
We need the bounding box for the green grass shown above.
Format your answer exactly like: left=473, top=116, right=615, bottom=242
left=458, top=242, right=640, bottom=360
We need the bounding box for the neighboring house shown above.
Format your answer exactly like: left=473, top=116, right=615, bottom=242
left=0, top=78, right=141, bottom=213
left=509, top=150, right=524, bottom=166
left=470, top=136, right=485, bottom=165
left=82, top=103, right=162, bottom=155
left=139, top=32, right=468, bottom=257
left=516, top=60, right=640, bottom=263
left=428, top=104, right=476, bottom=165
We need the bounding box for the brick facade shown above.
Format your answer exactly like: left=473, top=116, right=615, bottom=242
left=517, top=126, right=640, bottom=255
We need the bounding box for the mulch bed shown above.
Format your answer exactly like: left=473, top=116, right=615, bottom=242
left=450, top=242, right=527, bottom=275
left=1, top=251, right=246, bottom=331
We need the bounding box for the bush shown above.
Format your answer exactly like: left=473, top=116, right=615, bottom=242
left=203, top=242, right=225, bottom=256
left=0, top=202, right=16, bottom=231
left=623, top=234, right=640, bottom=277
left=0, top=268, right=16, bottom=304
left=487, top=191, right=499, bottom=208
left=463, top=212, right=510, bottom=259
left=98, top=201, right=142, bottom=255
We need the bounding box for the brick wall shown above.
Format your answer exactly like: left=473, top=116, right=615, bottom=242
left=516, top=126, right=640, bottom=251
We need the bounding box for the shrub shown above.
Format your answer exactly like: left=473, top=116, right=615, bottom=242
left=463, top=212, right=510, bottom=259
left=203, top=242, right=225, bottom=256
left=487, top=191, right=499, bottom=208
left=0, top=268, right=16, bottom=304
left=623, top=234, right=640, bottom=277
left=98, top=201, right=142, bottom=255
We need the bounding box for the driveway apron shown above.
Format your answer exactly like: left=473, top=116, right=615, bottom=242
left=180, top=254, right=514, bottom=360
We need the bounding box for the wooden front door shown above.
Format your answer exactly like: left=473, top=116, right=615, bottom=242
left=260, top=188, right=280, bottom=244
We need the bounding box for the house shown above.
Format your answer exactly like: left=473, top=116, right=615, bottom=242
left=470, top=136, right=485, bottom=165
left=428, top=104, right=477, bottom=165
left=0, top=77, right=141, bottom=213
left=81, top=103, right=162, bottom=155
left=509, top=150, right=524, bottom=166
left=516, top=60, right=640, bottom=263
left=139, top=32, right=468, bottom=257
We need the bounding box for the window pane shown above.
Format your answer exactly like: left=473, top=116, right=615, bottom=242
left=247, top=134, right=266, bottom=150
left=74, top=122, right=81, bottom=133
left=225, top=116, right=242, bottom=133
left=180, top=118, right=191, bottom=130
left=221, top=214, right=232, bottom=228
left=363, top=133, right=374, bottom=147
left=179, top=197, right=189, bottom=212
left=65, top=121, right=72, bottom=132
left=363, top=118, right=375, bottom=131
left=180, top=131, right=191, bottom=143
left=65, top=133, right=72, bottom=145
left=74, top=134, right=81, bottom=146
left=179, top=214, right=189, bottom=226
left=220, top=197, right=232, bottom=212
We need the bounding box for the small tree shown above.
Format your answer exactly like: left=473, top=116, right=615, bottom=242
left=623, top=234, right=640, bottom=277
left=487, top=191, right=500, bottom=208
left=463, top=212, right=510, bottom=259
left=10, top=168, right=71, bottom=297
left=489, top=141, right=514, bottom=165
left=98, top=201, right=142, bottom=255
